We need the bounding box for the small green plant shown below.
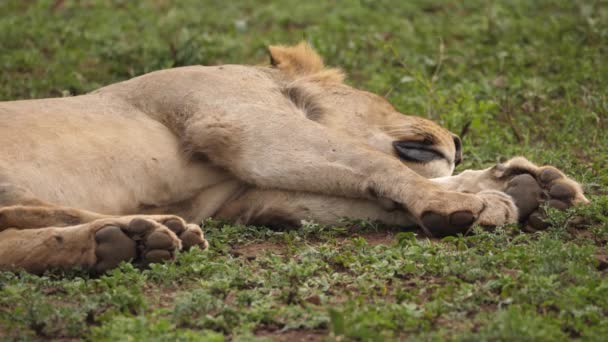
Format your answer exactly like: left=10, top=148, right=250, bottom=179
left=1, top=0, right=607, bottom=340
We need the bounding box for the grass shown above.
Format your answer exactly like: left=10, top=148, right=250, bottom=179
left=1, top=0, right=607, bottom=340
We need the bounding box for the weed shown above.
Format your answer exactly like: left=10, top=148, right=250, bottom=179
left=1, top=0, right=607, bottom=340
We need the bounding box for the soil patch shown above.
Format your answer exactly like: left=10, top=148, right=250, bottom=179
left=255, top=328, right=326, bottom=341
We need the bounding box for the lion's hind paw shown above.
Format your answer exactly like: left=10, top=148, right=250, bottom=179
left=94, top=218, right=181, bottom=273
left=161, top=218, right=209, bottom=250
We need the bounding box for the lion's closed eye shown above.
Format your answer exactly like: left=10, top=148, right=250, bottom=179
left=393, top=141, right=445, bottom=163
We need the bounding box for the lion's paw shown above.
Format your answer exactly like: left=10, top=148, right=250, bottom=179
left=419, top=190, right=519, bottom=237
left=496, top=157, right=588, bottom=231
left=93, top=217, right=201, bottom=274
left=476, top=190, right=519, bottom=227
left=418, top=158, right=587, bottom=237
left=505, top=170, right=586, bottom=231
left=418, top=191, right=484, bottom=237
left=160, top=218, right=209, bottom=250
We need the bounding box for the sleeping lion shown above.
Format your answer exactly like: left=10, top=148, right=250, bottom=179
left=0, top=42, right=588, bottom=274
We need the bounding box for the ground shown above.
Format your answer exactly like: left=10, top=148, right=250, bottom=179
left=1, top=0, right=607, bottom=341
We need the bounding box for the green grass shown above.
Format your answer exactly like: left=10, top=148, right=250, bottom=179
left=1, top=0, right=607, bottom=340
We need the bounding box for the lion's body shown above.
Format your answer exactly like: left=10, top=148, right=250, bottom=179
left=0, top=43, right=587, bottom=273
left=0, top=82, right=236, bottom=219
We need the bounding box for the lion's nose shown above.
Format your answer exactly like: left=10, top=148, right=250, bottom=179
left=452, top=135, right=462, bottom=166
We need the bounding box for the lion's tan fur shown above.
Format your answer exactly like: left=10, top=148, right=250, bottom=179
left=0, top=42, right=587, bottom=273
left=268, top=42, right=344, bottom=83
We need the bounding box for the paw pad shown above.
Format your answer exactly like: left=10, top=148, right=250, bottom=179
left=94, top=225, right=137, bottom=274
left=505, top=165, right=585, bottom=232
left=127, top=218, right=156, bottom=235
left=539, top=168, right=562, bottom=184
left=180, top=227, right=208, bottom=249
left=93, top=218, right=180, bottom=274
left=146, top=231, right=176, bottom=250
left=548, top=182, right=575, bottom=199
left=421, top=210, right=475, bottom=237
left=163, top=218, right=186, bottom=235
left=163, top=218, right=207, bottom=250
left=505, top=174, right=543, bottom=221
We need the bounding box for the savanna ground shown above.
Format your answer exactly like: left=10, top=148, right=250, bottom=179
left=1, top=0, right=607, bottom=340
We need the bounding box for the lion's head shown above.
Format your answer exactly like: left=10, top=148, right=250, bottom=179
left=268, top=42, right=461, bottom=178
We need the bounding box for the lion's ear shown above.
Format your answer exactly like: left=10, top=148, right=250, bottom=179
left=268, top=42, right=345, bottom=83
left=268, top=42, right=325, bottom=78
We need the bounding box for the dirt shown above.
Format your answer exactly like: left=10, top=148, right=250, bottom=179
left=232, top=241, right=286, bottom=259
left=342, top=230, right=398, bottom=246
left=231, top=230, right=400, bottom=260
left=594, top=250, right=608, bottom=272
left=255, top=328, right=326, bottom=341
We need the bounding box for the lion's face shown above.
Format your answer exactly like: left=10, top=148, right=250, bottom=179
left=269, top=42, right=461, bottom=178
left=312, top=84, right=461, bottom=178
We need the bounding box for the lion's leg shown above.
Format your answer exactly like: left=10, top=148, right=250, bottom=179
left=215, top=189, right=416, bottom=229
left=219, top=189, right=516, bottom=238
left=182, top=112, right=518, bottom=237
left=431, top=157, right=588, bottom=230
left=0, top=183, right=108, bottom=229
left=0, top=205, right=207, bottom=251
left=0, top=205, right=108, bottom=230
left=0, top=215, right=208, bottom=274
left=0, top=183, right=207, bottom=249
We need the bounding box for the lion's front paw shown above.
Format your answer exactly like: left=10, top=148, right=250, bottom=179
left=497, top=157, right=589, bottom=231
left=418, top=191, right=485, bottom=237
left=476, top=190, right=519, bottom=227
left=418, top=190, right=518, bottom=237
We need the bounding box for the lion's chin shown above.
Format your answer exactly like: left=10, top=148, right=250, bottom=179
left=404, top=159, right=454, bottom=179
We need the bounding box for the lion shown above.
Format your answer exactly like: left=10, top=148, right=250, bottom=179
left=0, top=42, right=588, bottom=274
